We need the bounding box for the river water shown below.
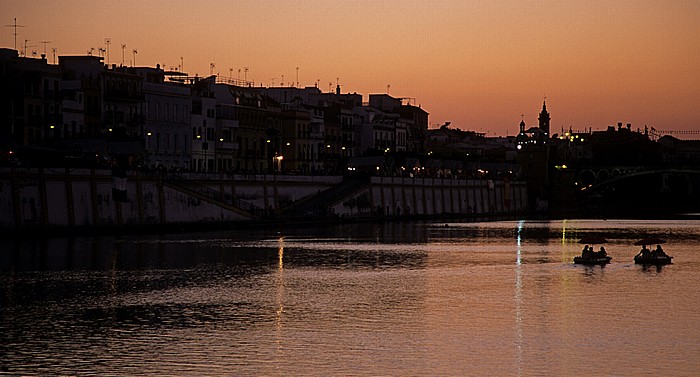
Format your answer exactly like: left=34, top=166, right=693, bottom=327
left=1, top=219, right=699, bottom=376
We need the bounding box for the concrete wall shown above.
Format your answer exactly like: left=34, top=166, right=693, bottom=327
left=329, top=176, right=527, bottom=218
left=0, top=168, right=526, bottom=231
left=0, top=168, right=342, bottom=230
left=199, top=173, right=341, bottom=210
left=0, top=168, right=251, bottom=229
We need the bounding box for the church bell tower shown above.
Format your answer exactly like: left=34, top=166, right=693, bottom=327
left=538, top=99, right=550, bottom=136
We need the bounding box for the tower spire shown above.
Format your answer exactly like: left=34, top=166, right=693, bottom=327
left=538, top=97, right=550, bottom=135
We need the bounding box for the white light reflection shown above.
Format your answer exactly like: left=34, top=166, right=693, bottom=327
left=515, top=220, right=524, bottom=376
left=562, top=219, right=568, bottom=245
left=275, top=236, right=286, bottom=356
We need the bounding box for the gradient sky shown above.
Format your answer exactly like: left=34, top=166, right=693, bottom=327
left=3, top=0, right=699, bottom=136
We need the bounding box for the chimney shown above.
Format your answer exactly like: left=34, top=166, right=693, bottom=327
left=336, top=84, right=341, bottom=95
left=618, top=122, right=623, bottom=130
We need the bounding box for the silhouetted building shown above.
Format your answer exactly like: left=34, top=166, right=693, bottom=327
left=0, top=48, right=62, bottom=147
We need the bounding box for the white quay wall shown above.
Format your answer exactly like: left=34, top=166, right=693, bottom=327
left=329, top=176, right=527, bottom=217
left=0, top=168, right=526, bottom=230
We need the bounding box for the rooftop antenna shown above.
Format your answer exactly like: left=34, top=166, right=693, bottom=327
left=237, top=68, right=241, bottom=79
left=180, top=56, right=184, bottom=72
left=210, top=63, right=215, bottom=75
left=5, top=18, right=25, bottom=51
left=105, top=38, right=111, bottom=65
left=229, top=67, right=233, bottom=79
left=121, top=44, right=126, bottom=66
left=39, top=41, right=51, bottom=55
left=24, top=39, right=34, bottom=57
left=132, top=49, right=137, bottom=66
left=51, top=47, right=57, bottom=64
left=244, top=67, right=249, bottom=81
left=387, top=84, right=390, bottom=94
left=281, top=74, right=284, bottom=86
left=296, top=67, right=299, bottom=88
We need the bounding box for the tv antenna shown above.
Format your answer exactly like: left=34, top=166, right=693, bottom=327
left=5, top=18, right=25, bottom=51
left=24, top=39, right=35, bottom=57
left=121, top=44, right=126, bottom=66
left=104, top=38, right=111, bottom=65
left=296, top=67, right=299, bottom=88
left=39, top=41, right=51, bottom=55
left=210, top=63, right=215, bottom=75
left=51, top=48, right=57, bottom=64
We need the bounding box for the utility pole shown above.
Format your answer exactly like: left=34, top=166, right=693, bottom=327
left=5, top=18, right=25, bottom=51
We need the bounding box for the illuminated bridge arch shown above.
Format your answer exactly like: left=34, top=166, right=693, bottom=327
left=580, top=168, right=700, bottom=192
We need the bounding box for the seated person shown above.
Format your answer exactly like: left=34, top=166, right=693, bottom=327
left=651, top=244, right=667, bottom=258
left=595, top=246, right=607, bottom=258
left=581, top=245, right=593, bottom=259
left=637, top=245, right=651, bottom=258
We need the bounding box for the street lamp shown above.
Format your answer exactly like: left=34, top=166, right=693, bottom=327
left=146, top=131, right=152, bottom=167
left=274, top=154, right=284, bottom=172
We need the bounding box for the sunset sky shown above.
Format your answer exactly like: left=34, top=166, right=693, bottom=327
left=3, top=0, right=699, bottom=136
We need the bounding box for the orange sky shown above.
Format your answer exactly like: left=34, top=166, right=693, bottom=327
left=3, top=0, right=699, bottom=136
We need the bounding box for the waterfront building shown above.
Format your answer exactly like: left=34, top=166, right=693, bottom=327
left=189, top=77, right=217, bottom=172
left=0, top=48, right=62, bottom=148
left=135, top=65, right=191, bottom=170
left=58, top=56, right=146, bottom=167
left=280, top=107, right=312, bottom=173
left=201, top=78, right=282, bottom=173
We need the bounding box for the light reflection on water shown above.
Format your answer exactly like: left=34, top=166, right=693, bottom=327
left=1, top=220, right=700, bottom=375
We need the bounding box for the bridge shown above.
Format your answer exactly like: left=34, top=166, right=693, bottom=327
left=576, top=166, right=700, bottom=192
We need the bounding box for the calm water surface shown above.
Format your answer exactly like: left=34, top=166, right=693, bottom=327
left=2, top=219, right=700, bottom=375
